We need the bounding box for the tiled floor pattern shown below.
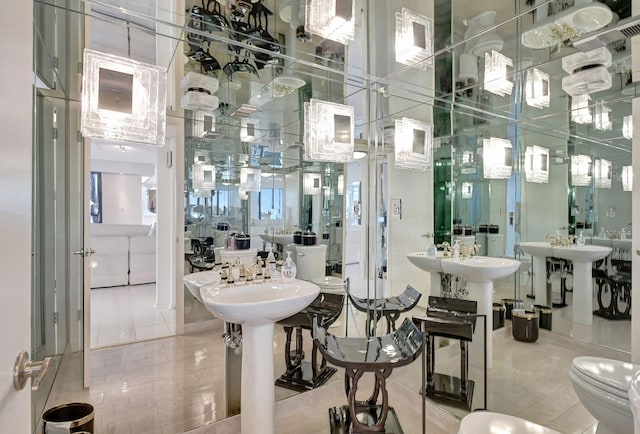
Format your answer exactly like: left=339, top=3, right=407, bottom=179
left=91, top=284, right=176, bottom=349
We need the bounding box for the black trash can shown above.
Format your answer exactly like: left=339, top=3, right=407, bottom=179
left=501, top=298, right=523, bottom=320
left=42, top=402, right=94, bottom=433
left=512, top=310, right=539, bottom=343
left=533, top=304, right=553, bottom=331
left=492, top=302, right=505, bottom=330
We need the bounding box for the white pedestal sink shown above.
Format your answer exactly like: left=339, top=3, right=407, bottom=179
left=441, top=256, right=520, bottom=369
left=183, top=271, right=220, bottom=302
left=200, top=280, right=319, bottom=434
left=629, top=370, right=640, bottom=434
left=519, top=242, right=554, bottom=306
left=406, top=252, right=444, bottom=300
left=550, top=245, right=611, bottom=325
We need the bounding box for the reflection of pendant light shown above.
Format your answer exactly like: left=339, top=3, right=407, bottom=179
left=304, top=98, right=354, bottom=163
left=622, top=166, right=633, bottom=191
left=571, top=94, right=592, bottom=124
left=192, top=164, right=216, bottom=190
left=337, top=174, right=344, bottom=195
left=461, top=182, right=473, bottom=199
left=623, top=115, right=633, bottom=140
left=524, top=145, right=549, bottom=183
left=594, top=159, right=612, bottom=189
left=305, top=0, right=354, bottom=45
left=81, top=49, right=167, bottom=145
left=240, top=118, right=260, bottom=142
left=240, top=167, right=261, bottom=191
left=571, top=155, right=592, bottom=186
left=593, top=101, right=612, bottom=131
left=304, top=173, right=322, bottom=195
left=395, top=8, right=433, bottom=70
left=525, top=68, right=550, bottom=108
left=561, top=47, right=612, bottom=96
left=482, top=137, right=512, bottom=179
left=394, top=117, right=433, bottom=171
left=484, top=50, right=513, bottom=97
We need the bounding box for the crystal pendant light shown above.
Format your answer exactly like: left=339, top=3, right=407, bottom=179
left=395, top=8, right=433, bottom=70
left=240, top=167, right=261, bottom=192
left=594, top=159, right=612, bottom=189
left=484, top=50, right=513, bottom=97
left=483, top=137, right=513, bottom=179
left=593, top=101, right=612, bottom=131
left=571, top=155, right=592, bottom=186
left=394, top=117, right=433, bottom=171
left=304, top=99, right=354, bottom=163
left=305, top=0, right=355, bottom=44
left=525, top=68, right=550, bottom=108
left=623, top=115, right=633, bottom=140
left=524, top=146, right=549, bottom=183
left=622, top=166, right=633, bottom=191
left=571, top=94, right=592, bottom=124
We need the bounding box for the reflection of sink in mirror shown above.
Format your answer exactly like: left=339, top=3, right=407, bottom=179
left=519, top=241, right=553, bottom=258
left=259, top=233, right=295, bottom=246
left=183, top=271, right=220, bottom=303
left=406, top=252, right=444, bottom=273
left=551, top=245, right=612, bottom=263
left=441, top=256, right=520, bottom=283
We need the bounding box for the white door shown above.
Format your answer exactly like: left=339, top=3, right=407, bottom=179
left=0, top=1, right=35, bottom=431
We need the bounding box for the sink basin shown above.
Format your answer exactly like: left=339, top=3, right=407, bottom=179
left=629, top=370, right=640, bottom=434
left=200, top=280, right=320, bottom=326
left=551, top=245, right=612, bottom=263
left=183, top=271, right=221, bottom=302
left=612, top=239, right=632, bottom=251
left=259, top=234, right=294, bottom=245
left=592, top=237, right=613, bottom=248
left=519, top=241, right=553, bottom=258
left=441, top=256, right=520, bottom=283
left=406, top=252, right=444, bottom=273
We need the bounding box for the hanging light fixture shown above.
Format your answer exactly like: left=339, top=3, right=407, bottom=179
left=81, top=49, right=167, bottom=145
left=393, top=117, right=433, bottom=171
left=482, top=137, right=513, bottom=179
left=240, top=167, right=261, bottom=191
left=240, top=117, right=260, bottom=142
left=524, top=146, right=549, bottom=183
left=525, top=68, right=550, bottom=108
left=593, top=101, right=612, bottom=131
left=571, top=155, right=592, bottom=186
left=594, top=159, right=612, bottom=189
left=622, top=166, right=633, bottom=191
left=304, top=98, right=354, bottom=163
left=484, top=50, right=513, bottom=97
left=305, top=0, right=355, bottom=45
left=192, top=164, right=216, bottom=191
left=337, top=174, right=344, bottom=195
left=623, top=115, right=633, bottom=140
left=395, top=8, right=433, bottom=70
left=461, top=182, right=473, bottom=199
left=571, top=94, right=592, bottom=124
left=304, top=173, right=322, bottom=195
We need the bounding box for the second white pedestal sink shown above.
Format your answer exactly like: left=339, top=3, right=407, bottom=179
left=406, top=252, right=444, bottom=273
left=183, top=271, right=220, bottom=303
left=441, top=256, right=520, bottom=370
left=551, top=245, right=611, bottom=325
left=520, top=242, right=554, bottom=306
left=200, top=280, right=319, bottom=434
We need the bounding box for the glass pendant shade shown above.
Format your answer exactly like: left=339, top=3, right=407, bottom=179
left=394, top=117, right=433, bottom=171
left=304, top=173, right=322, bottom=195
left=484, top=50, right=513, bottom=97
left=525, top=68, right=550, bottom=108
left=593, top=102, right=612, bottom=131
left=81, top=49, right=167, bottom=145
left=483, top=137, right=513, bottom=179
left=571, top=94, right=592, bottom=124
left=524, top=146, right=549, bottom=183
left=623, top=115, right=633, bottom=140
left=240, top=167, right=261, bottom=191
left=622, top=166, right=633, bottom=192
left=594, top=159, right=612, bottom=189
left=304, top=99, right=354, bottom=163
left=192, top=164, right=216, bottom=190
left=305, top=0, right=355, bottom=45
left=395, top=8, right=433, bottom=70
left=241, top=118, right=260, bottom=142
left=461, top=182, right=473, bottom=199
left=571, top=155, right=592, bottom=186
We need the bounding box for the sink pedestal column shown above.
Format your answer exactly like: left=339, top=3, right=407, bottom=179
left=468, top=281, right=493, bottom=370
left=571, top=261, right=594, bottom=325
left=533, top=256, right=549, bottom=305
left=241, top=323, right=276, bottom=434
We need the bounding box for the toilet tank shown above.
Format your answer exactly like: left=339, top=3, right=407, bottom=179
left=293, top=244, right=327, bottom=281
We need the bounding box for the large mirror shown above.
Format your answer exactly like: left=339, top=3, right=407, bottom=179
left=33, top=0, right=639, bottom=432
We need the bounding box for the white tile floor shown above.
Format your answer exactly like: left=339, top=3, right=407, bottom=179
left=46, top=267, right=630, bottom=433
left=91, top=284, right=176, bottom=349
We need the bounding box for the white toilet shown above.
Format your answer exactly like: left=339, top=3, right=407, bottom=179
left=458, top=411, right=560, bottom=433
left=570, top=356, right=639, bottom=434
left=291, top=244, right=327, bottom=281
left=628, top=370, right=640, bottom=434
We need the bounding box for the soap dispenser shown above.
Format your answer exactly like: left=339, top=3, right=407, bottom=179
left=423, top=234, right=437, bottom=257
left=281, top=251, right=297, bottom=281
left=266, top=248, right=276, bottom=275
left=577, top=231, right=585, bottom=246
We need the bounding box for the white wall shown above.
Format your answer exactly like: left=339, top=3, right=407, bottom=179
left=101, top=173, right=143, bottom=224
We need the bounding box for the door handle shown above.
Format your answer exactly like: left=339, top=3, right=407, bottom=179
left=73, top=248, right=95, bottom=257
left=13, top=351, right=53, bottom=391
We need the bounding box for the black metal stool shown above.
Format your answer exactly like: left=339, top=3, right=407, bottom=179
left=313, top=318, right=423, bottom=433
left=275, top=292, right=344, bottom=392
left=347, top=284, right=422, bottom=336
